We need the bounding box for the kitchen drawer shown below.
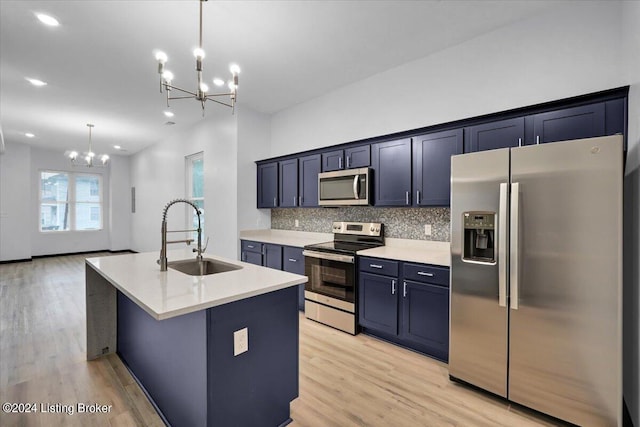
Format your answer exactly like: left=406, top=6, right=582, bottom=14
left=403, top=263, right=449, bottom=287
left=241, top=240, right=263, bottom=253
left=359, top=257, right=399, bottom=277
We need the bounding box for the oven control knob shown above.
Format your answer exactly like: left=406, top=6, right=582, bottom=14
left=370, top=226, right=374, bottom=232
left=375, top=227, right=380, bottom=232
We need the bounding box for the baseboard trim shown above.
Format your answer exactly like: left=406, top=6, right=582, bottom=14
left=0, top=257, right=32, bottom=264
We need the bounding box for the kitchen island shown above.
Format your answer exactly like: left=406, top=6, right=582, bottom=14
left=85, top=249, right=307, bottom=427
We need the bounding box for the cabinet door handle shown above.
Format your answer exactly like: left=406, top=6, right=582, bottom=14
left=288, top=258, right=297, bottom=262
left=339, top=157, right=343, bottom=169
left=416, top=190, right=421, bottom=204
left=417, top=271, right=434, bottom=277
left=242, top=253, right=246, bottom=261
left=518, top=137, right=522, bottom=147
left=273, top=197, right=277, bottom=207
left=346, top=156, right=350, bottom=168
left=369, top=264, right=383, bottom=269
left=405, top=191, right=410, bottom=205
left=403, top=281, right=407, bottom=297
left=536, top=135, right=540, bottom=145
left=391, top=279, right=396, bottom=295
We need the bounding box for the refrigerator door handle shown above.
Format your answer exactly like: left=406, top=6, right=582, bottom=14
left=498, top=183, right=508, bottom=307
left=510, top=182, right=520, bottom=310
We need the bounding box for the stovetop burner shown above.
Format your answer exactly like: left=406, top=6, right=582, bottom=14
left=304, top=221, right=384, bottom=255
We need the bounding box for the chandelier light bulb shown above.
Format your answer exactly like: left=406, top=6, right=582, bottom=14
left=193, top=48, right=206, bottom=59
left=88, top=152, right=95, bottom=158
left=229, top=64, right=241, bottom=75
left=162, top=70, right=174, bottom=83
left=69, top=151, right=78, bottom=159
left=228, top=81, right=237, bottom=91
left=155, top=51, right=168, bottom=64
left=164, top=111, right=174, bottom=117
left=213, top=78, right=224, bottom=86
left=200, top=83, right=209, bottom=93
left=85, top=155, right=91, bottom=163
left=101, top=155, right=109, bottom=163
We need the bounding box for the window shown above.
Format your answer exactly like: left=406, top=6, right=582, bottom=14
left=186, top=153, right=204, bottom=239
left=39, top=171, right=103, bottom=232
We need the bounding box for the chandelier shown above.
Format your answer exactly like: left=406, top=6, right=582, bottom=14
left=155, top=0, right=240, bottom=115
left=66, top=124, right=109, bottom=167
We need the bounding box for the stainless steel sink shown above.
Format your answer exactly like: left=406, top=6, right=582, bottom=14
left=168, top=258, right=243, bottom=276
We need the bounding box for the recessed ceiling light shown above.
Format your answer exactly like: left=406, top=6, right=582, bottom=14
left=25, top=133, right=35, bottom=138
left=114, top=145, right=121, bottom=150
left=36, top=13, right=59, bottom=27
left=164, top=111, right=174, bottom=117
left=26, top=78, right=47, bottom=86
left=213, top=78, right=224, bottom=86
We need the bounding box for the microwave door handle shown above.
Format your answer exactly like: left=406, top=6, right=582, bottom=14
left=353, top=175, right=359, bottom=200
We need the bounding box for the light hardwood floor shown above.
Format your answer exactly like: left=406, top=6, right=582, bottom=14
left=0, top=254, right=559, bottom=426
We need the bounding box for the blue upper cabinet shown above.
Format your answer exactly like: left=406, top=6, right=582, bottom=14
left=372, top=138, right=412, bottom=206
left=412, top=129, right=463, bottom=206
left=279, top=159, right=299, bottom=207
left=466, top=117, right=525, bottom=152
left=298, top=154, right=321, bottom=207
left=605, top=98, right=626, bottom=137
left=531, top=103, right=605, bottom=144
left=344, top=145, right=370, bottom=169
left=322, top=145, right=370, bottom=172
left=321, top=149, right=344, bottom=172
left=257, top=162, right=278, bottom=208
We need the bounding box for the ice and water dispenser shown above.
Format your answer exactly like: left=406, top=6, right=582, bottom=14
left=462, top=212, right=496, bottom=263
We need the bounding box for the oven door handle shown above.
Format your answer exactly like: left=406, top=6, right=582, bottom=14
left=303, top=250, right=354, bottom=264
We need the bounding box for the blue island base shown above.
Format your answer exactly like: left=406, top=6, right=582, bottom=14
left=116, top=286, right=299, bottom=427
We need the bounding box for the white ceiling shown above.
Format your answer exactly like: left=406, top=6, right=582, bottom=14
left=0, top=0, right=562, bottom=156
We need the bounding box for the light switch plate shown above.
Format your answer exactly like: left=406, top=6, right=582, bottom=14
left=233, top=327, right=248, bottom=356
left=424, top=224, right=432, bottom=236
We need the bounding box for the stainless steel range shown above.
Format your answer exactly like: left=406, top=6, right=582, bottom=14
left=303, top=221, right=384, bottom=334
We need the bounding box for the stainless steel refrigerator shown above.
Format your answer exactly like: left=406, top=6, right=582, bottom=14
left=449, top=135, right=623, bottom=426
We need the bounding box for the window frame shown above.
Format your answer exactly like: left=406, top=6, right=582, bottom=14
left=39, top=170, right=104, bottom=233
left=185, top=152, right=204, bottom=240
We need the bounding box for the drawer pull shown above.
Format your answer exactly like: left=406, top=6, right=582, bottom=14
left=417, top=271, right=434, bottom=277
left=369, top=264, right=383, bottom=269
left=247, top=245, right=254, bottom=249
left=288, top=258, right=297, bottom=262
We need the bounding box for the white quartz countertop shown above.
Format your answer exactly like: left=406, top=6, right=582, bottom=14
left=86, top=249, right=307, bottom=320
left=357, top=238, right=451, bottom=267
left=239, top=229, right=332, bottom=248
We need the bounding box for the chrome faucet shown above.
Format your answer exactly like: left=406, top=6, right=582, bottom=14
left=158, top=198, right=206, bottom=271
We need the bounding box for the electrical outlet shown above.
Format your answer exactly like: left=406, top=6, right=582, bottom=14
left=294, top=219, right=299, bottom=228
left=233, top=327, right=248, bottom=356
left=424, top=224, right=432, bottom=236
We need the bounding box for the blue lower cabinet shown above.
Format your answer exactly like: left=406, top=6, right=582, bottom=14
left=400, top=280, right=449, bottom=361
left=359, top=272, right=399, bottom=336
left=358, top=258, right=449, bottom=362
left=241, top=241, right=308, bottom=311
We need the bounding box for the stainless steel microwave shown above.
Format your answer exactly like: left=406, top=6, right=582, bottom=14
left=318, top=167, right=371, bottom=206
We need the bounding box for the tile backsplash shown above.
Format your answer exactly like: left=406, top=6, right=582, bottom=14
left=271, top=207, right=450, bottom=241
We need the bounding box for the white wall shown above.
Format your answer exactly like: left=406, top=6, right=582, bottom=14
left=270, top=2, right=624, bottom=156
left=108, top=155, right=131, bottom=251
left=622, top=1, right=640, bottom=424
left=30, top=146, right=111, bottom=256
left=236, top=105, right=272, bottom=248
left=0, top=142, right=31, bottom=261
left=129, top=112, right=239, bottom=259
